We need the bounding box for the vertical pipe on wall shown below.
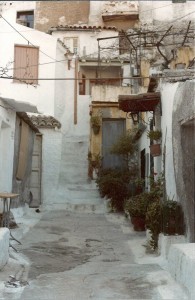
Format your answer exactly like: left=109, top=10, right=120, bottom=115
left=74, top=57, right=78, bottom=124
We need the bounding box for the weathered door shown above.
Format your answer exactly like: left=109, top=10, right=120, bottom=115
left=102, top=119, right=125, bottom=169
left=29, top=134, right=42, bottom=207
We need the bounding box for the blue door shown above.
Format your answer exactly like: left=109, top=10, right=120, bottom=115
left=102, top=119, right=125, bottom=169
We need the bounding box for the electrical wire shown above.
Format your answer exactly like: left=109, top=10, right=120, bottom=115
left=140, top=2, right=174, bottom=14
left=0, top=73, right=194, bottom=81
left=154, top=9, right=195, bottom=30
left=0, top=14, right=62, bottom=63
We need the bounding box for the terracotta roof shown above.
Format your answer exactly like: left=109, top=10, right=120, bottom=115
left=17, top=112, right=40, bottom=133
left=49, top=25, right=117, bottom=33
left=28, top=114, right=61, bottom=129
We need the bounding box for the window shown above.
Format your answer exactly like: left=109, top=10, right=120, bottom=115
left=14, top=45, right=39, bottom=84
left=79, top=73, right=86, bottom=95
left=63, top=37, right=79, bottom=54
left=119, top=35, right=129, bottom=55
left=16, top=11, right=34, bottom=28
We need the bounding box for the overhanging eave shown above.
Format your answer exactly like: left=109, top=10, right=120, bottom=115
left=118, top=92, right=160, bottom=112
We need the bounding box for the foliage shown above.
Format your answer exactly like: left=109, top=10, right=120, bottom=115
left=90, top=115, right=101, bottom=127
left=161, top=200, right=185, bottom=235
left=162, top=199, right=178, bottom=210
left=149, top=173, right=164, bottom=199
left=128, top=177, right=145, bottom=197
left=144, top=173, right=164, bottom=250
left=125, top=189, right=160, bottom=217
left=146, top=200, right=162, bottom=250
left=125, top=193, right=150, bottom=218
left=147, top=130, right=162, bottom=141
left=110, top=130, right=138, bottom=175
left=88, top=151, right=102, bottom=178
left=96, top=168, right=131, bottom=212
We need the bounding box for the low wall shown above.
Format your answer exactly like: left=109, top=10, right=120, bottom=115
left=158, top=233, right=186, bottom=259
left=0, top=228, right=9, bottom=270
left=168, top=243, right=195, bottom=299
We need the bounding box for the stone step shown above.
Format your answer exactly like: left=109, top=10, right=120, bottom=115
left=155, top=283, right=189, bottom=300
left=43, top=202, right=108, bottom=214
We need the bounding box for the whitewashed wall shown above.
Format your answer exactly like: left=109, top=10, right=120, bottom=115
left=160, top=81, right=179, bottom=200
left=0, top=1, right=36, bottom=21
left=53, top=29, right=119, bottom=60
left=0, top=99, right=16, bottom=193
left=139, top=0, right=195, bottom=24
left=40, top=128, right=62, bottom=206
left=0, top=16, right=57, bottom=115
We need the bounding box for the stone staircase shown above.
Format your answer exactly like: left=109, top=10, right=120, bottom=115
left=44, top=135, right=107, bottom=213
left=45, top=181, right=107, bottom=213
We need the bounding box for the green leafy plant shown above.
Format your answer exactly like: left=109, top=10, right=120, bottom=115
left=110, top=130, right=138, bottom=176
left=147, top=130, right=162, bottom=141
left=96, top=168, right=131, bottom=212
left=125, top=193, right=150, bottom=218
left=91, top=115, right=101, bottom=127
left=125, top=189, right=160, bottom=216
left=161, top=200, right=185, bottom=235
left=146, top=200, right=162, bottom=251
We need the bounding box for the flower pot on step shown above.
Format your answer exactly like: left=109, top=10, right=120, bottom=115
left=131, top=216, right=146, bottom=231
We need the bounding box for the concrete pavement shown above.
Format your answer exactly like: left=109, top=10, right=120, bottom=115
left=0, top=208, right=189, bottom=300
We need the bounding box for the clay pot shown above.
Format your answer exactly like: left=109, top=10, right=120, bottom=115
left=150, top=144, right=161, bottom=157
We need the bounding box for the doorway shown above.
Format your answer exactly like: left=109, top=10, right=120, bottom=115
left=29, top=134, right=42, bottom=207
left=102, top=119, right=125, bottom=169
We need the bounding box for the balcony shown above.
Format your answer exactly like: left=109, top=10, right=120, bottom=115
left=102, top=1, right=139, bottom=22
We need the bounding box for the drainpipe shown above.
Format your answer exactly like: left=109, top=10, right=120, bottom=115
left=74, top=56, right=78, bottom=125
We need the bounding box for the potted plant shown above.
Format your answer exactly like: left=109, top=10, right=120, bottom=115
left=91, top=115, right=101, bottom=134
left=161, top=200, right=185, bottom=235
left=125, top=193, right=150, bottom=231
left=147, top=129, right=162, bottom=157
left=146, top=200, right=162, bottom=251
left=96, top=168, right=131, bottom=212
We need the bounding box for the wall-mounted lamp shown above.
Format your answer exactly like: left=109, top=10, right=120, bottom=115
left=130, top=112, right=139, bottom=125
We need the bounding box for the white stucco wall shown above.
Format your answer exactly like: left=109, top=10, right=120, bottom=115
left=0, top=1, right=36, bottom=20
left=0, top=99, right=16, bottom=194
left=0, top=228, right=9, bottom=270
left=41, top=128, right=62, bottom=205
left=52, top=29, right=119, bottom=60
left=0, top=13, right=58, bottom=115
left=139, top=0, right=195, bottom=24
left=168, top=243, right=195, bottom=299
left=160, top=81, right=179, bottom=200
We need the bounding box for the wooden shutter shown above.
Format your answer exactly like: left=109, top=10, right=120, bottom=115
left=14, top=45, right=39, bottom=84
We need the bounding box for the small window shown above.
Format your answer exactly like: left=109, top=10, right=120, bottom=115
left=16, top=11, right=34, bottom=28
left=14, top=45, right=39, bottom=84
left=64, top=37, right=79, bottom=54
left=79, top=73, right=86, bottom=95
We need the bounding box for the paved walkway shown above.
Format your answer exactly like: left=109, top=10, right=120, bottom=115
left=0, top=209, right=189, bottom=300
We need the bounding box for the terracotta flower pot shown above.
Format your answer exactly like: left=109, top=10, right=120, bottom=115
left=131, top=216, right=146, bottom=231
left=92, top=125, right=100, bottom=135
left=150, top=144, right=161, bottom=157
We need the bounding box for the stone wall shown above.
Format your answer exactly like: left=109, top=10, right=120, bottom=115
left=172, top=78, right=195, bottom=242
left=35, top=1, right=90, bottom=33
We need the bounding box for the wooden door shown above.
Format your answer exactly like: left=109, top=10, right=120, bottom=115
left=29, top=134, right=42, bottom=207
left=102, top=119, right=125, bottom=169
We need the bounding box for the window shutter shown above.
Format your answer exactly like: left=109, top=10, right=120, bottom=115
left=14, top=45, right=39, bottom=84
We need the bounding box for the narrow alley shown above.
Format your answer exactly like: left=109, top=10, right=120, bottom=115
left=0, top=208, right=188, bottom=300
